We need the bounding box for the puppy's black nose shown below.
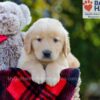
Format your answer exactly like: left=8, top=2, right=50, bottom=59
left=43, top=50, right=51, bottom=58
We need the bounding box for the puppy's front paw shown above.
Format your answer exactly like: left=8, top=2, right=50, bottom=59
left=32, top=69, right=46, bottom=84
left=46, top=74, right=60, bottom=86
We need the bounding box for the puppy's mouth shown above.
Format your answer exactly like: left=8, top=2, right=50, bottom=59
left=38, top=58, right=53, bottom=64
left=38, top=55, right=53, bottom=63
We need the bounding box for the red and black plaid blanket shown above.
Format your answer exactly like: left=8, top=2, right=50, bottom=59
left=0, top=68, right=80, bottom=100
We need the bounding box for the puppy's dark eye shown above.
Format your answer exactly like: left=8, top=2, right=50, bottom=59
left=53, top=38, right=59, bottom=43
left=37, top=38, right=42, bottom=42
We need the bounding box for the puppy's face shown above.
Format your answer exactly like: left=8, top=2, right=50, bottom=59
left=32, top=31, right=64, bottom=62
left=24, top=18, right=70, bottom=63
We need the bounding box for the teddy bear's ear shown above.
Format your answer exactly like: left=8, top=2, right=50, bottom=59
left=19, top=4, right=32, bottom=25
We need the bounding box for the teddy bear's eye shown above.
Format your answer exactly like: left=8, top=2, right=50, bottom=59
left=11, top=12, right=16, bottom=15
left=0, top=11, right=4, bottom=14
left=53, top=38, right=59, bottom=43
left=36, top=38, right=42, bottom=42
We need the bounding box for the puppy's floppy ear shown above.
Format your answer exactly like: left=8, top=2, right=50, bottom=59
left=63, top=35, right=70, bottom=57
left=24, top=33, right=32, bottom=54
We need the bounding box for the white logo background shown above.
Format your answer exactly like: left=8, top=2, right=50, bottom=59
left=83, top=0, right=100, bottom=18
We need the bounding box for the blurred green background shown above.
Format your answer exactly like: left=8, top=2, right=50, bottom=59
left=1, top=0, right=100, bottom=99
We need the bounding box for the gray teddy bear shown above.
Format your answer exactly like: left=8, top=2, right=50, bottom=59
left=0, top=1, right=31, bottom=70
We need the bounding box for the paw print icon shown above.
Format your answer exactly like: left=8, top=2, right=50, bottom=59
left=83, top=0, right=93, bottom=11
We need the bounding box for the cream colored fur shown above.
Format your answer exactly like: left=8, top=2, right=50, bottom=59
left=18, top=18, right=80, bottom=86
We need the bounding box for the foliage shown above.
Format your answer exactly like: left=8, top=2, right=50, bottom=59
left=1, top=0, right=100, bottom=99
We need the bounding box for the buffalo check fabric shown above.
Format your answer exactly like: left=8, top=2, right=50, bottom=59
left=0, top=68, right=80, bottom=100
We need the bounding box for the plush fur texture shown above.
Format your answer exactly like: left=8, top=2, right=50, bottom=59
left=18, top=18, right=80, bottom=86
left=0, top=1, right=31, bottom=70
left=67, top=53, right=80, bottom=68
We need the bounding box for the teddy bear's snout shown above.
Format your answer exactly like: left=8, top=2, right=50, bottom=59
left=0, top=14, right=9, bottom=23
left=0, top=16, right=7, bottom=22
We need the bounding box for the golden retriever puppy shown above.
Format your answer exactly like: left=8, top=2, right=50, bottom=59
left=18, top=18, right=79, bottom=86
